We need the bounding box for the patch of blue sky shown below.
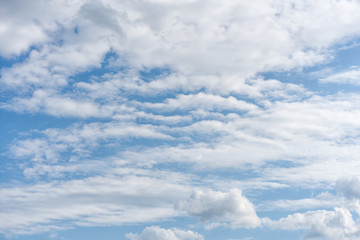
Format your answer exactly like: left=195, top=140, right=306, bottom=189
left=73, top=26, right=79, bottom=34
left=330, top=38, right=360, bottom=68
left=0, top=158, right=23, bottom=185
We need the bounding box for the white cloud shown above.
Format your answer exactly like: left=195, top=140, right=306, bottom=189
left=125, top=226, right=204, bottom=240
left=3, top=0, right=360, bottom=90
left=0, top=0, right=83, bottom=57
left=336, top=177, right=360, bottom=218
left=10, top=139, right=66, bottom=163
left=266, top=208, right=360, bottom=240
left=9, top=120, right=173, bottom=168
left=0, top=1, right=122, bottom=89
left=3, top=0, right=360, bottom=238
left=8, top=89, right=360, bottom=189
left=140, top=92, right=259, bottom=112
left=258, top=192, right=340, bottom=212
left=177, top=188, right=261, bottom=228
left=76, top=72, right=307, bottom=98
left=0, top=169, right=192, bottom=235
left=320, top=67, right=360, bottom=85
left=4, top=89, right=103, bottom=118
left=337, top=177, right=360, bottom=200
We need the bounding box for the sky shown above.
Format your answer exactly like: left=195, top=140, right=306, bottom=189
left=2, top=0, right=360, bottom=239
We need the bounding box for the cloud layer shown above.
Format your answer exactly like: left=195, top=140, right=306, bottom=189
left=2, top=0, right=360, bottom=239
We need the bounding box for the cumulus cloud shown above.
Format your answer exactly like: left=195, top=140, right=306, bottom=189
left=177, top=189, right=261, bottom=228
left=266, top=207, right=360, bottom=240
left=125, top=226, right=204, bottom=240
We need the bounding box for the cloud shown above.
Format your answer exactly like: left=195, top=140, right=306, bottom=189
left=266, top=207, right=360, bottom=240
left=0, top=1, right=122, bottom=89
left=4, top=89, right=103, bottom=118
left=115, top=0, right=356, bottom=75
left=140, top=92, right=259, bottom=113
left=0, top=169, right=192, bottom=235
left=10, top=138, right=66, bottom=163
left=3, top=0, right=360, bottom=239
left=9, top=120, right=173, bottom=169
left=3, top=0, right=360, bottom=90
left=320, top=67, right=360, bottom=85
left=8, top=88, right=360, bottom=188
left=337, top=177, right=360, bottom=200
left=177, top=188, right=261, bottom=228
left=258, top=191, right=340, bottom=212
left=336, top=177, right=360, bottom=220
left=0, top=0, right=83, bottom=57
left=125, top=226, right=204, bottom=240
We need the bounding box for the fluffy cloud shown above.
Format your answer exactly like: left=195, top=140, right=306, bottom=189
left=0, top=0, right=83, bottom=56
left=3, top=0, right=360, bottom=89
left=266, top=208, right=360, bottom=240
left=125, top=226, right=204, bottom=240
left=111, top=0, right=360, bottom=75
left=177, top=189, right=261, bottom=228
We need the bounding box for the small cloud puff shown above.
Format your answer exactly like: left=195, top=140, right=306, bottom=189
left=125, top=226, right=203, bottom=240
left=177, top=188, right=261, bottom=228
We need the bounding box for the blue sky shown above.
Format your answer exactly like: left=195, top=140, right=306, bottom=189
left=2, top=0, right=360, bottom=239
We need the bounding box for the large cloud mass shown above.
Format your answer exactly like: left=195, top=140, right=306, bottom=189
left=2, top=0, right=360, bottom=239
